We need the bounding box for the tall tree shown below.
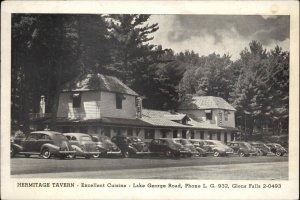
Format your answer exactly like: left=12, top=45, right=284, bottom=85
left=178, top=53, right=234, bottom=101
left=12, top=14, right=39, bottom=132
left=106, top=14, right=159, bottom=85
left=230, top=41, right=270, bottom=136
left=11, top=14, right=111, bottom=131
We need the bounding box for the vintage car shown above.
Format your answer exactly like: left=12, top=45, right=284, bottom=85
left=203, top=140, right=234, bottom=157
left=91, top=135, right=122, bottom=157
left=188, top=139, right=208, bottom=156
left=173, top=138, right=200, bottom=156
left=63, top=133, right=99, bottom=159
left=266, top=143, right=287, bottom=156
left=111, top=135, right=148, bottom=158
left=227, top=141, right=258, bottom=157
left=249, top=142, right=270, bottom=156
left=11, top=131, right=75, bottom=159
left=148, top=138, right=192, bottom=158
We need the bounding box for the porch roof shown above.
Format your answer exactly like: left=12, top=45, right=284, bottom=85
left=45, top=117, right=151, bottom=127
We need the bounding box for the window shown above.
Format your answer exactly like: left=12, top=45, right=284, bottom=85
left=224, top=132, right=227, bottom=143
left=28, top=133, right=38, bottom=140
left=116, top=94, right=124, bottom=109
left=182, top=130, right=187, bottom=138
left=116, top=128, right=122, bottom=136
left=190, top=130, right=195, bottom=139
left=200, top=131, right=204, bottom=139
left=61, top=126, right=70, bottom=133
left=173, top=130, right=178, bottom=138
left=231, top=132, right=235, bottom=141
left=160, top=129, right=168, bottom=138
left=40, top=134, right=51, bottom=140
left=79, top=126, right=88, bottom=133
left=72, top=93, right=81, bottom=108
left=145, top=129, right=155, bottom=139
left=224, top=111, right=229, bottom=121
left=205, top=110, right=212, bottom=120
left=209, top=132, right=213, bottom=140
left=103, top=127, right=111, bottom=137
left=71, top=136, right=77, bottom=141
left=127, top=128, right=133, bottom=136
left=217, top=132, right=221, bottom=140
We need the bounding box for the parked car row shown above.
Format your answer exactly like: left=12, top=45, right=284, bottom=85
left=10, top=131, right=288, bottom=159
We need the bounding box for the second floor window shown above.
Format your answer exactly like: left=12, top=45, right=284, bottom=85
left=72, top=93, right=81, bottom=108
left=205, top=110, right=212, bottom=120
left=224, top=111, right=229, bottom=121
left=116, top=94, right=124, bottom=109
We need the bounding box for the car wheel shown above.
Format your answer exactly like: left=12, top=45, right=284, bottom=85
left=239, top=151, right=245, bottom=157
left=123, top=151, right=130, bottom=158
left=165, top=150, right=173, bottom=158
left=68, top=154, right=76, bottom=159
left=174, top=152, right=181, bottom=158
left=41, top=148, right=51, bottom=159
left=275, top=151, right=282, bottom=156
left=92, top=150, right=102, bottom=158
left=11, top=147, right=15, bottom=158
left=213, top=151, right=220, bottom=157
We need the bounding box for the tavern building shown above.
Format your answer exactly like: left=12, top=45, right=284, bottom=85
left=31, top=73, right=238, bottom=143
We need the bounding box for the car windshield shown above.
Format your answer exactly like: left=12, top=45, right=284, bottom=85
left=81, top=136, right=92, bottom=141
left=91, top=137, right=99, bottom=142
left=173, top=139, right=181, bottom=144
left=209, top=141, right=226, bottom=147
left=99, top=137, right=110, bottom=142
left=205, top=141, right=214, bottom=145
left=274, top=144, right=283, bottom=148
left=53, top=134, right=67, bottom=141
left=191, top=141, right=199, bottom=145
left=181, top=139, right=191, bottom=145
left=241, top=142, right=252, bottom=149
left=131, top=137, right=142, bottom=142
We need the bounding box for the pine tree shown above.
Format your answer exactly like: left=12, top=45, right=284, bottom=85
left=106, top=14, right=159, bottom=85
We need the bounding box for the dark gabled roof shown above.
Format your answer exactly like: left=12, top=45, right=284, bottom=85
left=141, top=109, right=191, bottom=128
left=61, top=73, right=138, bottom=96
left=179, top=96, right=236, bottom=111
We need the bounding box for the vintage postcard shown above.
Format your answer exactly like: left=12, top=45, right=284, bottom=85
left=1, top=1, right=299, bottom=199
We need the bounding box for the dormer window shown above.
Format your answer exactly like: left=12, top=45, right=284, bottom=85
left=205, top=110, right=212, bottom=120
left=116, top=93, right=125, bottom=109
left=72, top=93, right=81, bottom=108
left=224, top=111, right=229, bottom=121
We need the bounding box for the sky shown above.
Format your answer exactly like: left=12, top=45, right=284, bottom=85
left=149, top=15, right=290, bottom=60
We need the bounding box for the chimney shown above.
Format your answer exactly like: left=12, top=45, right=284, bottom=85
left=40, top=95, right=45, bottom=117
left=136, top=97, right=142, bottom=118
